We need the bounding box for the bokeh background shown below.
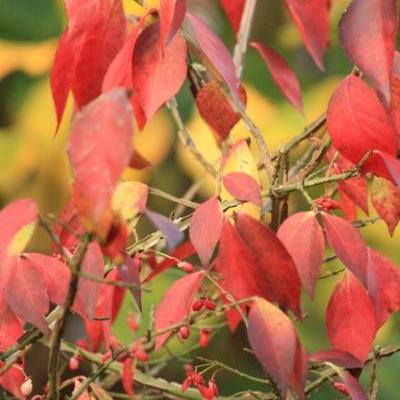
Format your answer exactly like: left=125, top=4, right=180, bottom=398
left=0, top=0, right=399, bottom=398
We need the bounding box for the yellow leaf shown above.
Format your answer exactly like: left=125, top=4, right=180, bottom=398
left=112, top=181, right=148, bottom=221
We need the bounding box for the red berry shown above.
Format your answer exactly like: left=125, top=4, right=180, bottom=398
left=199, top=329, right=210, bottom=348
left=184, top=364, right=194, bottom=377
left=181, top=377, right=193, bottom=392
left=199, top=384, right=215, bottom=400
left=69, top=356, right=80, bottom=371
left=192, top=372, right=205, bottom=387
left=127, top=314, right=139, bottom=332
left=178, top=325, right=190, bottom=340
left=192, top=299, right=204, bottom=312
left=204, top=299, right=216, bottom=311
left=136, top=350, right=149, bottom=363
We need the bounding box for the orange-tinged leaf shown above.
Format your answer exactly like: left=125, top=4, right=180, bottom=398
left=68, top=89, right=133, bottom=238
left=236, top=213, right=302, bottom=317
left=160, top=0, right=186, bottom=47
left=112, top=181, right=148, bottom=222
left=248, top=297, right=298, bottom=396
left=339, top=0, right=398, bottom=104
left=371, top=177, right=400, bottom=235
left=327, top=75, right=397, bottom=180
left=223, top=172, right=262, bottom=206
left=367, top=248, right=400, bottom=328
left=186, top=13, right=239, bottom=97
left=189, top=196, right=223, bottom=266
left=196, top=81, right=247, bottom=144
left=326, top=272, right=376, bottom=363
left=278, top=212, right=324, bottom=297
left=0, top=199, right=37, bottom=261
left=154, top=270, right=204, bottom=350
left=132, top=21, right=187, bottom=120
left=322, top=212, right=368, bottom=285
left=285, top=0, right=330, bottom=70
left=251, top=42, right=303, bottom=113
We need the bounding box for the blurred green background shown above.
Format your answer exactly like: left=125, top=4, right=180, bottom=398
left=1, top=0, right=399, bottom=398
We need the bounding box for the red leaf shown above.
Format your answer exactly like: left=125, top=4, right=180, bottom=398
left=390, top=51, right=400, bottom=144
left=4, top=257, right=50, bottom=335
left=189, top=196, right=223, bottom=266
left=236, top=213, right=302, bottom=317
left=219, top=0, right=245, bottom=35
left=0, top=303, right=23, bottom=351
left=0, top=364, right=27, bottom=399
left=132, top=21, right=187, bottom=120
left=285, top=0, right=330, bottom=70
left=68, top=89, right=133, bottom=238
left=223, top=172, right=262, bottom=206
left=335, top=370, right=368, bottom=400
left=154, top=271, right=204, bottom=350
left=23, top=254, right=70, bottom=306
left=51, top=0, right=126, bottom=129
left=196, top=81, right=247, bottom=144
left=290, top=339, right=308, bottom=399
left=367, top=248, right=400, bottom=328
left=248, top=297, right=298, bottom=396
left=338, top=190, right=357, bottom=221
left=326, top=272, right=376, bottom=363
left=327, top=75, right=397, bottom=180
left=322, top=213, right=368, bottom=285
left=278, top=212, right=324, bottom=297
left=122, top=357, right=135, bottom=396
left=186, top=13, right=239, bottom=97
left=118, top=254, right=141, bottom=310
left=309, top=349, right=362, bottom=369
left=160, top=0, right=186, bottom=47
left=143, top=241, right=195, bottom=282
left=373, top=150, right=400, bottom=186
left=77, top=242, right=104, bottom=319
left=251, top=42, right=303, bottom=113
left=339, top=0, right=398, bottom=104
left=371, top=177, right=400, bottom=235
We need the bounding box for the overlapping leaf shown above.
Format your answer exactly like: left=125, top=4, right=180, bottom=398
left=51, top=0, right=126, bottom=129
left=189, top=196, right=223, bottom=266
left=132, top=21, right=187, bottom=120
left=327, top=75, right=397, bottom=181
left=223, top=172, right=261, bottom=206
left=68, top=89, right=133, bottom=239
left=339, top=0, right=398, bottom=103
left=278, top=212, right=324, bottom=297
left=326, top=272, right=376, bottom=363
left=154, top=271, right=205, bottom=350
left=219, top=0, right=245, bottom=35
left=160, top=0, right=186, bottom=47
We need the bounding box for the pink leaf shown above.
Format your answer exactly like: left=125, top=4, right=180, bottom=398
left=335, top=370, right=369, bottom=400
left=236, top=213, right=302, bottom=317
left=309, top=349, right=362, bottom=369
left=189, top=196, right=223, bottom=266
left=0, top=364, right=27, bottom=399
left=326, top=272, right=376, bottom=363
left=160, top=0, right=187, bottom=47
left=367, top=248, right=400, bottom=328
left=186, top=13, right=239, bottom=97
left=68, top=89, right=133, bottom=238
left=223, top=172, right=262, bottom=206
left=327, top=75, right=397, bottom=180
left=77, top=242, right=104, bottom=319
left=251, top=42, right=303, bottom=113
left=0, top=303, right=23, bottom=351
left=278, top=212, right=324, bottom=297
left=154, top=271, right=205, bottom=350
left=322, top=213, right=368, bottom=285
left=285, top=0, right=330, bottom=70
left=339, top=0, right=398, bottom=104
left=248, top=297, right=298, bottom=396
left=374, top=150, right=400, bottom=186
left=132, top=21, right=187, bottom=120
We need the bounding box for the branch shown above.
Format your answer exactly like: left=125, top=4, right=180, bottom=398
left=233, top=0, right=258, bottom=78
left=48, top=234, right=92, bottom=400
